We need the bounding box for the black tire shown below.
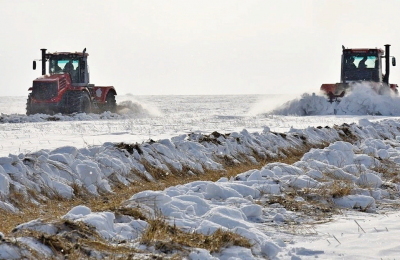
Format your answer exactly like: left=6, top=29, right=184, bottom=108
left=103, top=92, right=116, bottom=113
left=26, top=94, right=37, bottom=115
left=64, top=91, right=91, bottom=114
left=76, top=91, right=91, bottom=114
left=60, top=91, right=71, bottom=114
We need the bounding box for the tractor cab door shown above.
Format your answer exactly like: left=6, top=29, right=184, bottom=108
left=77, top=59, right=90, bottom=85
left=68, top=58, right=89, bottom=85
left=75, top=59, right=85, bottom=84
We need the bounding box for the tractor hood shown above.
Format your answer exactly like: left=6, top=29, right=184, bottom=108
left=33, top=73, right=69, bottom=82
left=30, top=73, right=71, bottom=92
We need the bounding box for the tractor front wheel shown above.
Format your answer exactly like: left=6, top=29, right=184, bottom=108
left=26, top=94, right=37, bottom=115
left=64, top=91, right=91, bottom=114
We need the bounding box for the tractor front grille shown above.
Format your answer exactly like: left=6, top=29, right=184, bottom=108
left=32, top=81, right=58, bottom=101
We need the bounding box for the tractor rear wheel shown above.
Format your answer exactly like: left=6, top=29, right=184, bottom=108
left=65, top=91, right=91, bottom=114
left=103, top=92, right=116, bottom=113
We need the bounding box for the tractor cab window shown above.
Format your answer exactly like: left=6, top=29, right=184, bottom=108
left=49, top=60, right=62, bottom=74
left=344, top=55, right=378, bottom=70
left=50, top=59, right=79, bottom=73
left=343, top=54, right=380, bottom=82
left=50, top=58, right=82, bottom=83
left=354, top=55, right=377, bottom=69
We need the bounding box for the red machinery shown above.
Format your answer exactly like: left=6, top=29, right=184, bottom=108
left=321, top=44, right=398, bottom=102
left=27, top=48, right=117, bottom=115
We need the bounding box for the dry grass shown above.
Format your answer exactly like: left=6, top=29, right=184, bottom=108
left=264, top=178, right=353, bottom=222
left=327, top=180, right=353, bottom=198
left=266, top=191, right=336, bottom=222
left=372, top=158, right=400, bottom=181
left=277, top=144, right=325, bottom=165
left=140, top=217, right=252, bottom=254
left=10, top=220, right=144, bottom=259
left=334, top=124, right=358, bottom=143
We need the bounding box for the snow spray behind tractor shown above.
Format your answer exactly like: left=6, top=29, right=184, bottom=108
left=320, top=44, right=398, bottom=103
left=27, top=48, right=117, bottom=115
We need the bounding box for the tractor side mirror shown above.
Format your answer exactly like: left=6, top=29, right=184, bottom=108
left=33, top=61, right=36, bottom=70
left=392, top=57, right=396, bottom=66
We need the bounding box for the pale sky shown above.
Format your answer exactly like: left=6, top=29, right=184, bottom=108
left=1, top=0, right=400, bottom=96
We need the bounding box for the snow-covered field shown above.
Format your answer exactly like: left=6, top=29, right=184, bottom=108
left=1, top=90, right=400, bottom=259
left=0, top=93, right=395, bottom=157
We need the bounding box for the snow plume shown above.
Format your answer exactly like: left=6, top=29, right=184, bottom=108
left=116, top=100, right=161, bottom=116
left=267, top=83, right=400, bottom=116
left=247, top=94, right=298, bottom=116
left=116, top=95, right=161, bottom=116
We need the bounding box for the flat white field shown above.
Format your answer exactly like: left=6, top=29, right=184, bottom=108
left=0, top=94, right=394, bottom=156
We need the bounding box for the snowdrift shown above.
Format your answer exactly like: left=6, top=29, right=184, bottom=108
left=0, top=99, right=159, bottom=124
left=270, top=84, right=400, bottom=116
left=2, top=119, right=400, bottom=258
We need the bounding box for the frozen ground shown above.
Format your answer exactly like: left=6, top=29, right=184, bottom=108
left=1, top=90, right=400, bottom=259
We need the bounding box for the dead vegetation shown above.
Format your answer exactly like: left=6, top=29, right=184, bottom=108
left=140, top=216, right=252, bottom=254
left=8, top=220, right=145, bottom=259
left=334, top=123, right=358, bottom=142
left=372, top=157, right=400, bottom=182
left=116, top=142, right=143, bottom=155
left=265, top=191, right=337, bottom=222
left=328, top=180, right=353, bottom=198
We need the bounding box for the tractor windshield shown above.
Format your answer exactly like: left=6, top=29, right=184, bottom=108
left=49, top=58, right=82, bottom=83
left=49, top=59, right=79, bottom=74
left=343, top=54, right=380, bottom=82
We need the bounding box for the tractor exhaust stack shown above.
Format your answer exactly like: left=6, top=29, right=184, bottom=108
left=41, top=48, right=47, bottom=75
left=384, top=44, right=390, bottom=85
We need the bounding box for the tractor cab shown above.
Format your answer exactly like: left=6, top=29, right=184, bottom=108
left=340, top=45, right=396, bottom=86
left=321, top=44, right=398, bottom=103
left=33, top=49, right=90, bottom=86
left=47, top=51, right=90, bottom=85
left=341, top=48, right=383, bottom=83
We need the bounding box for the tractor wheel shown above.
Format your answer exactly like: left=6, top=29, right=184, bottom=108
left=103, top=92, right=116, bottom=113
left=60, top=91, right=71, bottom=114
left=26, top=94, right=37, bottom=115
left=77, top=91, right=91, bottom=114
left=65, top=91, right=91, bottom=114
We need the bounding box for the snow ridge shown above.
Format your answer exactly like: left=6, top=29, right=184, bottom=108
left=0, top=127, right=340, bottom=212
left=2, top=119, right=400, bottom=258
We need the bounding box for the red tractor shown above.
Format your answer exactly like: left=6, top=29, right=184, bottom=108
left=27, top=48, right=117, bottom=115
left=321, top=44, right=398, bottom=102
